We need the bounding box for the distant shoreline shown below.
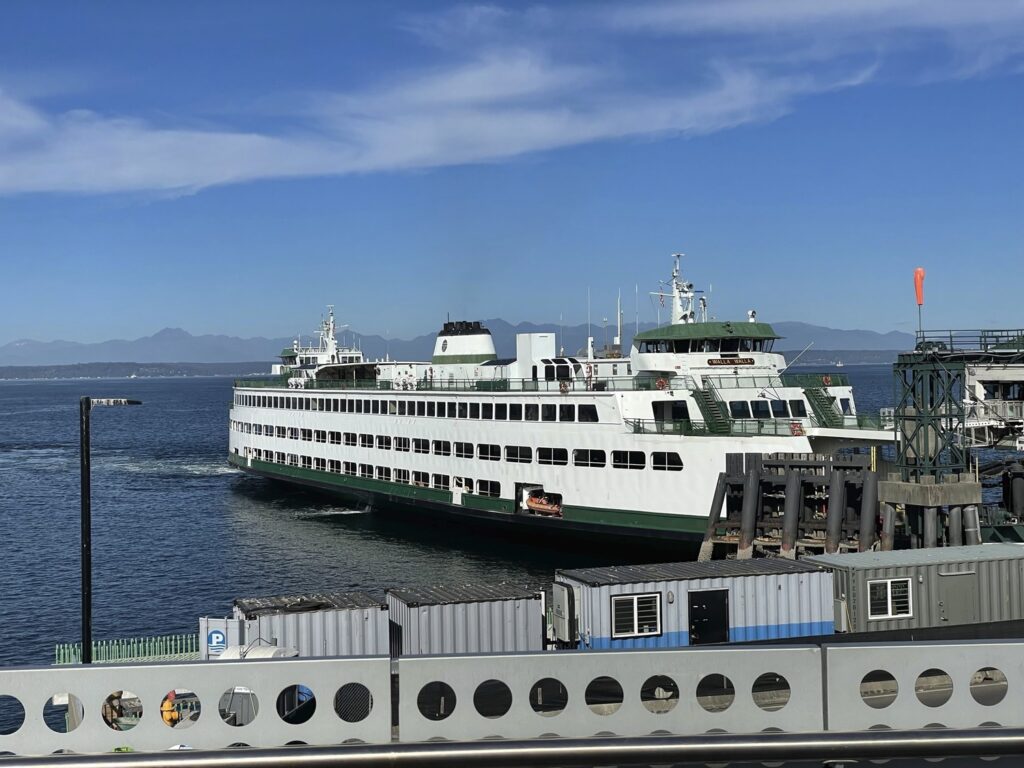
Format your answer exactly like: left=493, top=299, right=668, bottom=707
left=0, top=362, right=273, bottom=381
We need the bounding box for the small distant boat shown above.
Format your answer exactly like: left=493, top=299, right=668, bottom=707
left=835, top=361, right=845, bottom=368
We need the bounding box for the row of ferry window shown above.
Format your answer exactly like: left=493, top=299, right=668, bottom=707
left=727, top=397, right=851, bottom=419
left=232, top=422, right=683, bottom=471
left=636, top=338, right=775, bottom=354
left=235, top=393, right=601, bottom=423
left=251, top=449, right=501, bottom=496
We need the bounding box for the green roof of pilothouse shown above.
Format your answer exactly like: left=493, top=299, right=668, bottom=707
left=634, top=320, right=781, bottom=342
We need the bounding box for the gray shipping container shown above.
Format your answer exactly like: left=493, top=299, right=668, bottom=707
left=554, top=558, right=833, bottom=650
left=808, top=543, right=1024, bottom=633
left=386, top=584, right=544, bottom=656
left=201, top=592, right=389, bottom=659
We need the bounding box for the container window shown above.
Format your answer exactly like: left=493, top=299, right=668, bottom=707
left=867, top=578, right=913, bottom=620
left=611, top=594, right=661, bottom=638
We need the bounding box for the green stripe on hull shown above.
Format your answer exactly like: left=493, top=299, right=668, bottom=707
left=229, top=453, right=706, bottom=535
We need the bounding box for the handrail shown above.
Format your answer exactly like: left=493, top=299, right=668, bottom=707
left=236, top=376, right=685, bottom=394
left=915, top=328, right=1024, bottom=353
left=2, top=728, right=1023, bottom=767
left=626, top=414, right=886, bottom=436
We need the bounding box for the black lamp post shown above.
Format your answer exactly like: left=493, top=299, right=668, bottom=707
left=80, top=396, right=142, bottom=664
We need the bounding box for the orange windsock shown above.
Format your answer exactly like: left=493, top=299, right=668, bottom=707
left=914, top=267, right=925, bottom=306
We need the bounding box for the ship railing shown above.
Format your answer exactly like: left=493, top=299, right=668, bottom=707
left=626, top=413, right=887, bottom=437
left=236, top=376, right=694, bottom=394
left=703, top=374, right=785, bottom=389
left=915, top=328, right=1024, bottom=353
left=54, top=634, right=199, bottom=665
left=779, top=372, right=851, bottom=388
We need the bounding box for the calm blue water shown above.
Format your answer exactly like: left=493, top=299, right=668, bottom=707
left=0, top=367, right=894, bottom=667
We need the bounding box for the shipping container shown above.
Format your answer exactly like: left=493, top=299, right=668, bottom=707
left=386, top=584, right=544, bottom=656
left=200, top=592, right=389, bottom=659
left=553, top=558, right=833, bottom=649
left=808, top=543, right=1024, bottom=633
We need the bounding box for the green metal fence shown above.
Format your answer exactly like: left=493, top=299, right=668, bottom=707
left=55, top=634, right=199, bottom=665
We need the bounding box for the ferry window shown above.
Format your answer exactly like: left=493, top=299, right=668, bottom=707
left=344, top=462, right=356, bottom=476
left=556, top=365, right=570, bottom=380
left=770, top=401, right=790, bottom=418
left=544, top=365, right=556, bottom=381
left=559, top=404, right=575, bottom=422
left=427, top=402, right=436, bottom=417
left=432, top=474, right=450, bottom=490
left=398, top=401, right=407, bottom=416
left=532, top=365, right=538, bottom=381
left=573, top=449, right=606, bottom=468
left=482, top=403, right=493, bottom=419
left=525, top=404, right=539, bottom=421
left=355, top=400, right=363, bottom=414
left=388, top=400, right=397, bottom=415
left=751, top=401, right=771, bottom=419
left=413, top=438, right=430, bottom=454
left=470, top=403, right=480, bottom=419
left=613, top=451, right=645, bottom=470
left=840, top=398, right=852, bottom=415
left=275, top=452, right=285, bottom=464
left=477, top=480, right=501, bottom=498
left=417, top=401, right=426, bottom=417
left=333, top=399, right=340, bottom=412
left=344, top=432, right=357, bottom=446
left=395, top=469, right=410, bottom=485
left=495, top=403, right=507, bottom=420
left=314, top=430, right=327, bottom=443
left=317, top=398, right=325, bottom=411
left=455, top=442, right=474, bottom=458
left=720, top=339, right=739, bottom=353
left=578, top=404, right=599, bottom=423
left=867, top=578, right=913, bottom=620
left=288, top=454, right=299, bottom=466
left=448, top=401, right=456, bottom=416
left=458, top=402, right=468, bottom=419
left=314, top=457, right=326, bottom=471
left=377, top=435, right=392, bottom=450
left=509, top=404, right=523, bottom=421
left=413, top=471, right=429, bottom=487
left=264, top=424, right=273, bottom=435
left=359, top=464, right=373, bottom=479
left=376, top=466, right=391, bottom=482
left=339, top=399, right=347, bottom=412
left=542, top=404, right=556, bottom=422
left=729, top=401, right=752, bottom=419
left=789, top=400, right=808, bottom=418
left=612, top=594, right=661, bottom=638
left=372, top=400, right=380, bottom=414
left=455, top=477, right=473, bottom=493
left=360, top=434, right=373, bottom=448
left=328, top=431, right=341, bottom=444
left=253, top=425, right=262, bottom=436
left=395, top=437, right=410, bottom=452
left=436, top=401, right=446, bottom=417
left=363, top=399, right=371, bottom=413
left=538, top=447, right=568, bottom=466
left=288, top=428, right=300, bottom=440
left=478, top=444, right=500, bottom=461
left=433, top=440, right=452, bottom=457
left=505, top=446, right=533, bottom=464
left=302, top=456, right=313, bottom=469
left=277, top=426, right=287, bottom=439
left=652, top=452, right=683, bottom=471
left=328, top=460, right=341, bottom=473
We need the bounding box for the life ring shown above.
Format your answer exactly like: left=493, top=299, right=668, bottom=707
left=656, top=378, right=668, bottom=391
left=821, top=375, right=832, bottom=387
left=559, top=380, right=569, bottom=394
left=585, top=364, right=593, bottom=376
left=790, top=421, right=805, bottom=436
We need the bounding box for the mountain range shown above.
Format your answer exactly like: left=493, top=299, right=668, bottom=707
left=0, top=321, right=915, bottom=367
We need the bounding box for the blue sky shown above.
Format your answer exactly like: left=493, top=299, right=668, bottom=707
left=1, top=0, right=1022, bottom=344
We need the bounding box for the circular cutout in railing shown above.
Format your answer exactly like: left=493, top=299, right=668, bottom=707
left=915, top=669, right=953, bottom=708
left=277, top=684, right=316, bottom=725
left=529, top=678, right=568, bottom=717
left=752, top=672, right=791, bottom=712
left=970, top=667, right=1008, bottom=707
left=335, top=683, right=373, bottom=723
left=585, top=676, right=623, bottom=716
left=43, top=693, right=84, bottom=734
left=640, top=675, right=679, bottom=714
left=0, top=695, right=25, bottom=736
left=101, top=690, right=142, bottom=731
left=696, top=674, right=735, bottom=713
left=473, top=679, right=512, bottom=719
left=417, top=682, right=457, bottom=721
left=860, top=670, right=899, bottom=709
left=219, top=686, right=259, bottom=727
left=160, top=689, right=200, bottom=729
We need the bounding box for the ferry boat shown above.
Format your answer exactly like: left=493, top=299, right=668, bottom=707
left=228, top=256, right=892, bottom=542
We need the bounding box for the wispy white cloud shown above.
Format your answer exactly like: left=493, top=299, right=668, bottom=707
left=0, top=0, right=1021, bottom=196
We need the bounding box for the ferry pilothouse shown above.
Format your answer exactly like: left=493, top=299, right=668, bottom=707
left=228, top=256, right=892, bottom=542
